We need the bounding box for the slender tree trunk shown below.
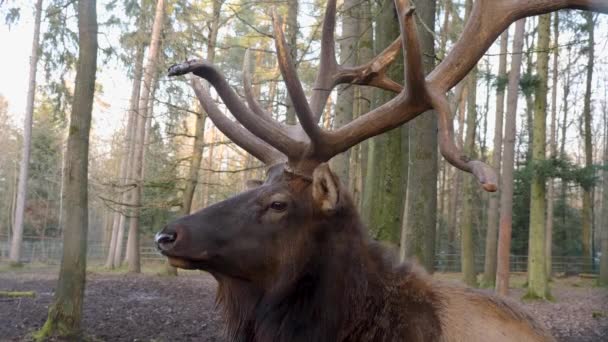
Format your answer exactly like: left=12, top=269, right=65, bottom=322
left=496, top=19, right=525, bottom=296
left=600, top=101, right=608, bottom=286
left=526, top=14, right=551, bottom=300
left=546, top=12, right=559, bottom=278
left=9, top=0, right=43, bottom=264
left=581, top=12, right=595, bottom=270
left=35, top=0, right=97, bottom=338
left=353, top=0, right=373, bottom=211
left=363, top=0, right=403, bottom=245
left=126, top=0, right=165, bottom=274
left=105, top=45, right=144, bottom=269
left=459, top=0, right=479, bottom=287
left=482, top=31, right=508, bottom=288
left=330, top=0, right=358, bottom=183
left=400, top=0, right=437, bottom=272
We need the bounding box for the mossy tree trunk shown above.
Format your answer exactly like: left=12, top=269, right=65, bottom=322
left=362, top=0, right=404, bottom=245
left=399, top=0, right=437, bottom=272
left=526, top=13, right=551, bottom=300
left=35, top=0, right=97, bottom=339
left=330, top=0, right=358, bottom=183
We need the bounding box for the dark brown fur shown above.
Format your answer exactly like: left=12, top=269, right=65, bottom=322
left=158, top=166, right=554, bottom=342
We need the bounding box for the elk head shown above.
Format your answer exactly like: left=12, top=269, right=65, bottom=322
left=157, top=0, right=607, bottom=277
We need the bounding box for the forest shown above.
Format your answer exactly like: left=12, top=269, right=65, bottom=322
left=0, top=0, right=607, bottom=341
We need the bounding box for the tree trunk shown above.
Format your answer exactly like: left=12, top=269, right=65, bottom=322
left=482, top=31, right=508, bottom=288
left=126, top=0, right=165, bottom=274
left=546, top=12, right=559, bottom=278
left=353, top=0, right=373, bottom=211
left=400, top=0, right=437, bottom=272
left=105, top=45, right=144, bottom=269
left=330, top=0, right=358, bottom=183
left=459, top=0, right=479, bottom=287
left=581, top=11, right=595, bottom=270
left=496, top=19, right=525, bottom=296
left=526, top=13, right=551, bottom=300
left=600, top=101, right=608, bottom=286
left=363, top=0, right=403, bottom=245
left=9, top=0, right=43, bottom=264
left=34, top=0, right=97, bottom=338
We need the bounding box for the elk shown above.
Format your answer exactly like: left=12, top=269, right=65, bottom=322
left=157, top=0, right=607, bottom=341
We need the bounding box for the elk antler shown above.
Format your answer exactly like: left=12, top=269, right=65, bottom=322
left=168, top=0, right=608, bottom=191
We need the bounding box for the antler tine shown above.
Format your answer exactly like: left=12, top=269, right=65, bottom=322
left=335, top=38, right=404, bottom=93
left=428, top=86, right=497, bottom=192
left=309, top=0, right=339, bottom=120
left=395, top=1, right=426, bottom=100
left=169, top=60, right=307, bottom=159
left=271, top=10, right=324, bottom=143
left=242, top=49, right=273, bottom=119
left=191, top=78, right=286, bottom=166
left=322, top=0, right=608, bottom=186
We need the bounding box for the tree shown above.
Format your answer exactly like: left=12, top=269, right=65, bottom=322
left=482, top=30, right=508, bottom=287
left=9, top=0, right=43, bottom=264
left=362, top=0, right=404, bottom=244
left=329, top=0, right=358, bottom=182
left=34, top=0, right=97, bottom=338
left=581, top=11, right=595, bottom=268
left=399, top=0, right=437, bottom=272
left=526, top=13, right=551, bottom=300
left=459, top=0, right=479, bottom=287
left=496, top=18, right=525, bottom=296
left=105, top=44, right=145, bottom=269
left=545, top=11, right=559, bottom=278
left=126, top=0, right=165, bottom=273
left=600, top=99, right=608, bottom=286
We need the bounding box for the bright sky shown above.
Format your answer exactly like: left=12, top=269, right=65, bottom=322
left=0, top=2, right=132, bottom=143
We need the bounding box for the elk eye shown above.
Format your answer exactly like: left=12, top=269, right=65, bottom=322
left=270, top=201, right=287, bottom=212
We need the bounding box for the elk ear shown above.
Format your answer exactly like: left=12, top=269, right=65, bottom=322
left=312, top=163, right=341, bottom=215
left=246, top=179, right=264, bottom=189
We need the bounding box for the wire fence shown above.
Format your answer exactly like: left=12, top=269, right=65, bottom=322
left=0, top=236, right=599, bottom=275
left=434, top=254, right=599, bottom=275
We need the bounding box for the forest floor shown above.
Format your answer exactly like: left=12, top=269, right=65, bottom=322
left=0, top=263, right=606, bottom=341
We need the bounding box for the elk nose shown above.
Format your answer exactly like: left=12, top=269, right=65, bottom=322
left=155, top=229, right=177, bottom=251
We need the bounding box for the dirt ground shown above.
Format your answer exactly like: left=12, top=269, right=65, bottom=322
left=0, top=266, right=606, bottom=342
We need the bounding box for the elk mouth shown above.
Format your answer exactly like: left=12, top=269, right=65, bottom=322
left=162, top=251, right=211, bottom=270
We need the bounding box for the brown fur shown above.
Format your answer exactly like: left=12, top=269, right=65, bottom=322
left=159, top=165, right=554, bottom=342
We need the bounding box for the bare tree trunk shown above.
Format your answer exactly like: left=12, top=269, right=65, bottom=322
left=126, top=0, right=165, bottom=274
left=600, top=100, right=608, bottom=286
left=330, top=0, right=358, bottom=182
left=400, top=0, right=437, bottom=272
left=105, top=45, right=144, bottom=269
left=34, top=0, right=97, bottom=338
left=546, top=12, right=559, bottom=278
left=581, top=11, right=595, bottom=271
left=526, top=14, right=551, bottom=300
left=481, top=31, right=508, bottom=288
left=496, top=19, right=525, bottom=296
left=9, top=0, right=43, bottom=264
